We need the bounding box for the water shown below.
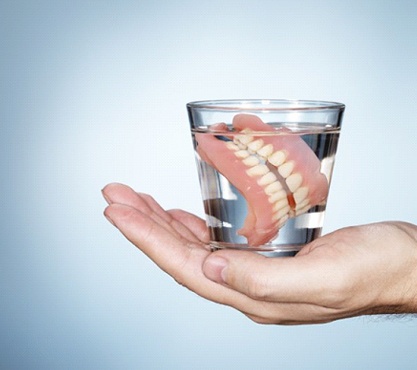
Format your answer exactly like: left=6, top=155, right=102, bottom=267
left=192, top=123, right=340, bottom=256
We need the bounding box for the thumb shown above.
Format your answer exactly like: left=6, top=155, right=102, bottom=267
left=202, top=250, right=283, bottom=300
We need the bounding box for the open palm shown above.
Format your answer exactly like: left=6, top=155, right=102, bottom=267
left=103, top=183, right=417, bottom=324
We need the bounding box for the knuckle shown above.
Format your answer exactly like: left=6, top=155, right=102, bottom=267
left=243, top=273, right=273, bottom=300
left=321, top=275, right=354, bottom=309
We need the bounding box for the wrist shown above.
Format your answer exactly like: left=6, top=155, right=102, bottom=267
left=392, top=222, right=417, bottom=314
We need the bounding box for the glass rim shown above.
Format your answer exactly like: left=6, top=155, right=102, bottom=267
left=187, top=99, right=345, bottom=112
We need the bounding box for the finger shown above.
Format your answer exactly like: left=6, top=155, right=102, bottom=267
left=202, top=248, right=337, bottom=304
left=103, top=183, right=168, bottom=218
left=243, top=302, right=340, bottom=325
left=102, top=183, right=201, bottom=243
left=135, top=193, right=205, bottom=243
left=167, top=209, right=210, bottom=243
left=104, top=202, right=207, bottom=271
left=105, top=203, right=346, bottom=323
left=104, top=203, right=259, bottom=308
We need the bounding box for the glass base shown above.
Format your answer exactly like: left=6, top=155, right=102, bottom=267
left=209, top=242, right=301, bottom=257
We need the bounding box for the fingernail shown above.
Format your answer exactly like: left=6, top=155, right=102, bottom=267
left=104, top=211, right=116, bottom=227
left=203, top=256, right=228, bottom=284
left=101, top=188, right=112, bottom=205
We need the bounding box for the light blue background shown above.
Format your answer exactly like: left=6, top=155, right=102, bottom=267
left=1, top=1, right=417, bottom=369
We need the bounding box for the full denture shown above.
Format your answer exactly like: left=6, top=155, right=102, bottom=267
left=196, top=114, right=329, bottom=246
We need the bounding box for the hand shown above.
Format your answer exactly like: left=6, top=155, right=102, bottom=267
left=102, top=183, right=417, bottom=325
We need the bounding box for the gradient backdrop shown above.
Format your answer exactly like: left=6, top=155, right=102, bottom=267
left=1, top=1, right=417, bottom=369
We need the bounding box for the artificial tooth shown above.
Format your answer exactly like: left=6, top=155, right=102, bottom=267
left=242, top=155, right=260, bottom=167
left=234, top=133, right=253, bottom=146
left=295, top=198, right=310, bottom=210
left=273, top=205, right=291, bottom=221
left=258, top=172, right=277, bottom=186
left=257, top=143, right=274, bottom=158
left=273, top=198, right=289, bottom=212
left=293, top=187, right=309, bottom=203
left=241, top=128, right=253, bottom=134
left=268, top=189, right=287, bottom=203
left=226, top=142, right=240, bottom=151
left=265, top=181, right=283, bottom=195
left=286, top=173, right=303, bottom=192
left=234, top=150, right=250, bottom=159
left=277, top=215, right=289, bottom=228
left=295, top=204, right=311, bottom=216
left=278, top=161, right=294, bottom=178
left=268, top=151, right=286, bottom=167
left=246, top=164, right=269, bottom=177
left=247, top=139, right=264, bottom=153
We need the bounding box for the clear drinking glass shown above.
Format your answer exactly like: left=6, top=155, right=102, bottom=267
left=187, top=99, right=345, bottom=256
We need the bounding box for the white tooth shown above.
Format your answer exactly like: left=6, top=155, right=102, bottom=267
left=295, top=204, right=311, bottom=216
left=236, top=142, right=247, bottom=150
left=273, top=198, right=289, bottom=212
left=268, top=151, right=286, bottom=166
left=273, top=205, right=291, bottom=221
left=246, top=164, right=269, bottom=177
left=235, top=134, right=253, bottom=146
left=226, top=142, right=240, bottom=151
left=278, top=161, right=294, bottom=178
left=265, top=181, right=283, bottom=195
left=286, top=173, right=303, bottom=192
left=293, top=187, right=309, bottom=203
left=258, top=172, right=277, bottom=186
left=257, top=143, right=274, bottom=158
left=277, top=214, right=289, bottom=228
left=247, top=139, right=264, bottom=153
left=242, top=155, right=260, bottom=167
left=241, top=128, right=253, bottom=134
left=268, top=189, right=287, bottom=203
left=295, top=199, right=311, bottom=211
left=234, top=150, right=250, bottom=159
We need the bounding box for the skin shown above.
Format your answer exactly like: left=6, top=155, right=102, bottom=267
left=102, top=182, right=417, bottom=325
